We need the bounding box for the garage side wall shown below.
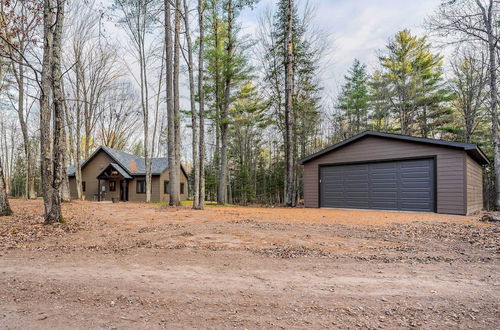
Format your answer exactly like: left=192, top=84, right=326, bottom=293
left=466, top=155, right=483, bottom=215
left=303, top=136, right=467, bottom=214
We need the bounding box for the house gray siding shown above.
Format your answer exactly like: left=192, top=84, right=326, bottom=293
left=69, top=149, right=189, bottom=202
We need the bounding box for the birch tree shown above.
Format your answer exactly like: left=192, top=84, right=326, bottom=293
left=171, top=0, right=182, bottom=206
left=40, top=0, right=66, bottom=223
left=181, top=0, right=200, bottom=209
left=0, top=42, right=13, bottom=216
left=197, top=0, right=206, bottom=209
left=66, top=0, right=123, bottom=199
left=0, top=156, right=12, bottom=216
left=164, top=0, right=179, bottom=206
left=113, top=0, right=157, bottom=203
left=259, top=0, right=323, bottom=205
left=0, top=0, right=41, bottom=199
left=284, top=0, right=294, bottom=207
left=429, top=0, right=500, bottom=208
left=96, top=81, right=140, bottom=149
left=449, top=48, right=488, bottom=143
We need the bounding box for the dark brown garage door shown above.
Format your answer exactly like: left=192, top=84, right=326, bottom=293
left=320, top=158, right=435, bottom=212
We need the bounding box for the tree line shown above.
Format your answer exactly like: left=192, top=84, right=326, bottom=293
left=0, top=0, right=499, bottom=222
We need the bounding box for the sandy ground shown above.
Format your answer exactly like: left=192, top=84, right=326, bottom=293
left=0, top=200, right=498, bottom=329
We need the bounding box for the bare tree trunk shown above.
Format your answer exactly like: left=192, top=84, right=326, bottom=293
left=182, top=0, right=200, bottom=209
left=167, top=0, right=181, bottom=206
left=140, top=43, right=152, bottom=203
left=65, top=98, right=80, bottom=200
left=165, top=0, right=177, bottom=206
left=197, top=0, right=206, bottom=210
left=0, top=157, right=12, bottom=216
left=284, top=0, right=296, bottom=207
left=4, top=3, right=37, bottom=200
left=84, top=111, right=90, bottom=159
left=217, top=0, right=234, bottom=205
left=14, top=61, right=36, bottom=199
left=137, top=1, right=152, bottom=203
left=75, top=59, right=83, bottom=200
left=46, top=0, right=66, bottom=223
left=60, top=108, right=71, bottom=202
left=483, top=1, right=500, bottom=210
left=40, top=0, right=55, bottom=221
left=152, top=42, right=166, bottom=159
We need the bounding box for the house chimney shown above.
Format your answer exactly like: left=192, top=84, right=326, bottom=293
left=129, top=159, right=137, bottom=172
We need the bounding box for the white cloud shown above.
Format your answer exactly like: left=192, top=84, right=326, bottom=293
left=240, top=0, right=443, bottom=96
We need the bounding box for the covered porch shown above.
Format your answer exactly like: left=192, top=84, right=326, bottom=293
left=96, top=163, right=132, bottom=202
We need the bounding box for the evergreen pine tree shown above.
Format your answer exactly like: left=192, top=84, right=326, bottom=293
left=338, top=59, right=369, bottom=136
left=378, top=30, right=452, bottom=136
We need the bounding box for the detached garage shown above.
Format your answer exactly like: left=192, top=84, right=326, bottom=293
left=300, top=131, right=489, bottom=215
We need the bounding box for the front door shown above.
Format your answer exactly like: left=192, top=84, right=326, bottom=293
left=120, top=181, right=125, bottom=201
left=120, top=180, right=129, bottom=201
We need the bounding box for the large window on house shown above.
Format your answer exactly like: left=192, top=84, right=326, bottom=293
left=164, top=180, right=169, bottom=194
left=82, top=181, right=86, bottom=192
left=180, top=183, right=185, bottom=194
left=136, top=180, right=146, bottom=194
left=109, top=181, right=116, bottom=191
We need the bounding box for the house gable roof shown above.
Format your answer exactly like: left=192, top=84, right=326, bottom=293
left=67, top=146, right=189, bottom=177
left=299, top=131, right=489, bottom=165
left=97, top=163, right=133, bottom=180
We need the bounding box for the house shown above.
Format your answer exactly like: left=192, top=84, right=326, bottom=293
left=300, top=131, right=489, bottom=215
left=67, top=146, right=189, bottom=202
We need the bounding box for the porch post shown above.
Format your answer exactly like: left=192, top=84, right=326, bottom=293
left=98, top=178, right=100, bottom=201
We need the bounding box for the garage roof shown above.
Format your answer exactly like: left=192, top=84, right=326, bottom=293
left=300, top=131, right=489, bottom=165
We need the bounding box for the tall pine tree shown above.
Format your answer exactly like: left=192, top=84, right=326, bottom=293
left=204, top=0, right=255, bottom=204
left=261, top=0, right=322, bottom=204
left=378, top=30, right=451, bottom=137
left=338, top=59, right=369, bottom=136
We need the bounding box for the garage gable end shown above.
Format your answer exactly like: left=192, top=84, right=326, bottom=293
left=302, top=133, right=472, bottom=215
left=300, top=131, right=488, bottom=166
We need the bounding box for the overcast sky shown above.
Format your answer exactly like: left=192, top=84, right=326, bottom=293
left=100, top=0, right=447, bottom=158
left=103, top=0, right=444, bottom=97
left=239, top=0, right=443, bottom=96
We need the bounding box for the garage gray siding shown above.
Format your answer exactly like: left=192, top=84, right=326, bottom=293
left=466, top=155, right=483, bottom=214
left=303, top=136, right=466, bottom=214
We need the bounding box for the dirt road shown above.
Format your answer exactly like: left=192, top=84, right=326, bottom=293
left=0, top=200, right=498, bottom=329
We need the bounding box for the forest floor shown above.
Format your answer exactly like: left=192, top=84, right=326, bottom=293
left=0, top=199, right=499, bottom=329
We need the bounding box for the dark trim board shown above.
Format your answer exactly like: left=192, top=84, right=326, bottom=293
left=318, top=156, right=437, bottom=213
left=316, top=155, right=437, bottom=168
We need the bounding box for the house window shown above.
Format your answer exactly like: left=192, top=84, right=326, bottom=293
left=164, top=180, right=170, bottom=194
left=82, top=181, right=86, bottom=192
left=136, top=180, right=146, bottom=194
left=109, top=181, right=116, bottom=191
left=180, top=183, right=185, bottom=194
